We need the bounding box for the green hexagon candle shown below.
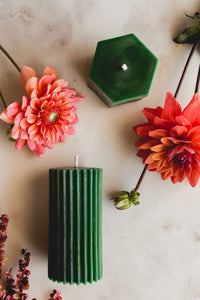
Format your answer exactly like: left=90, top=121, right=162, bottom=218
left=48, top=163, right=103, bottom=285
left=88, top=34, right=158, bottom=107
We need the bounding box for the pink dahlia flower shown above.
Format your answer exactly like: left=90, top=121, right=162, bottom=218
left=0, top=65, right=83, bottom=157
left=134, top=92, right=200, bottom=187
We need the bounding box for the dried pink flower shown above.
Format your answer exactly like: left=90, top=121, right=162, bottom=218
left=0, top=65, right=83, bottom=157
left=0, top=214, right=62, bottom=299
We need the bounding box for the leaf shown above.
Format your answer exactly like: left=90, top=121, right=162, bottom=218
left=186, top=11, right=200, bottom=21
left=173, top=26, right=200, bottom=44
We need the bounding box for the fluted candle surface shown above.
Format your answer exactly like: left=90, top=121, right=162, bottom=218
left=48, top=167, right=103, bottom=285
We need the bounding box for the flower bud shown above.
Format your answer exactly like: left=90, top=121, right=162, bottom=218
left=112, top=191, right=132, bottom=210
left=129, top=191, right=140, bottom=206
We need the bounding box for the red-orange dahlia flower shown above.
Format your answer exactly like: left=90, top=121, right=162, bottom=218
left=0, top=65, right=83, bottom=157
left=134, top=92, right=200, bottom=187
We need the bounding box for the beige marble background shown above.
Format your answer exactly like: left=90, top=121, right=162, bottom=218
left=0, top=0, right=200, bottom=299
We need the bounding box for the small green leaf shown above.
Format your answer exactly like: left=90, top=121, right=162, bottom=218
left=173, top=26, right=200, bottom=44
left=6, top=127, right=15, bottom=142
left=186, top=11, right=200, bottom=21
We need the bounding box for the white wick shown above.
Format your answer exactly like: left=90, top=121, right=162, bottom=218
left=74, top=154, right=79, bottom=168
left=121, top=63, right=128, bottom=71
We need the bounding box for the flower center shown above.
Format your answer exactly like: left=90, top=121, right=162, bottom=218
left=41, top=108, right=60, bottom=125
left=174, top=153, right=187, bottom=164
left=49, top=112, right=59, bottom=122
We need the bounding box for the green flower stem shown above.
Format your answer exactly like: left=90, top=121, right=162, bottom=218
left=134, top=164, right=148, bottom=194
left=0, top=90, right=7, bottom=109
left=174, top=42, right=198, bottom=98
left=0, top=44, right=21, bottom=72
left=133, top=43, right=199, bottom=197
left=0, top=45, right=21, bottom=109
left=195, top=63, right=200, bottom=93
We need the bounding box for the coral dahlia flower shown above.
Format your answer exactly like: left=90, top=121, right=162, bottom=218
left=0, top=65, right=83, bottom=157
left=134, top=92, right=200, bottom=187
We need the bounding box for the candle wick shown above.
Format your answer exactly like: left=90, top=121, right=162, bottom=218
left=74, top=155, right=79, bottom=168
left=121, top=63, right=128, bottom=71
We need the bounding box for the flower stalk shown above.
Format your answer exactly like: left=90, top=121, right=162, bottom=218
left=112, top=41, right=200, bottom=209
left=0, top=90, right=7, bottom=109
left=0, top=44, right=21, bottom=72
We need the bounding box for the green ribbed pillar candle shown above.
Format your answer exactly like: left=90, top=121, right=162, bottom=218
left=48, top=167, right=103, bottom=285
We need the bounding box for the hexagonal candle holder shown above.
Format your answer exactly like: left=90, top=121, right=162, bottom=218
left=88, top=34, right=158, bottom=107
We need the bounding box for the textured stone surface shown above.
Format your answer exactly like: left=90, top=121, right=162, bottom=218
left=0, top=0, right=200, bottom=299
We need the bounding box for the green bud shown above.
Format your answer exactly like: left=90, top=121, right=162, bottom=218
left=173, top=26, right=200, bottom=44
left=112, top=191, right=132, bottom=210
left=6, top=127, right=15, bottom=142
left=130, top=191, right=140, bottom=206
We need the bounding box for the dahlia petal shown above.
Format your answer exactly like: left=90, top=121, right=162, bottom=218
left=15, top=138, right=27, bottom=150
left=136, top=149, right=152, bottom=161
left=42, top=65, right=59, bottom=80
left=135, top=138, right=151, bottom=148
left=69, top=95, right=84, bottom=104
left=20, top=118, right=30, bottom=130
left=11, top=125, right=20, bottom=139
left=161, top=137, right=175, bottom=146
left=188, top=126, right=200, bottom=141
left=0, top=110, right=14, bottom=124
left=31, top=89, right=38, bottom=98
left=56, top=91, right=68, bottom=101
left=6, top=102, right=22, bottom=118
left=28, top=124, right=39, bottom=135
left=45, top=128, right=54, bottom=144
left=27, top=114, right=38, bottom=124
left=38, top=75, right=55, bottom=97
left=14, top=112, right=24, bottom=127
left=184, top=145, right=195, bottom=154
left=70, top=114, right=79, bottom=125
left=162, top=92, right=182, bottom=122
left=149, top=129, right=168, bottom=139
left=65, top=88, right=77, bottom=97
left=188, top=159, right=200, bottom=187
left=31, top=133, right=43, bottom=144
left=20, top=66, right=37, bottom=91
left=151, top=144, right=166, bottom=152
left=177, top=167, right=186, bottom=182
left=67, top=126, right=75, bottom=135
left=175, top=115, right=192, bottom=129
left=26, top=77, right=39, bottom=98
left=20, top=129, right=28, bottom=140
left=33, top=150, right=42, bottom=158
left=40, top=124, right=46, bottom=136
left=27, top=139, right=36, bottom=151
left=58, top=135, right=66, bottom=143
left=45, top=139, right=53, bottom=149
left=147, top=162, right=158, bottom=171
left=133, top=124, right=155, bottom=137
left=25, top=106, right=35, bottom=116
left=21, top=96, right=29, bottom=110
left=139, top=139, right=159, bottom=150
left=145, top=153, right=156, bottom=164
left=30, top=98, right=41, bottom=111
left=35, top=144, right=45, bottom=155
left=161, top=169, right=172, bottom=180
left=152, top=152, right=165, bottom=161
left=50, top=79, right=68, bottom=92
left=183, top=93, right=200, bottom=126
left=142, top=106, right=163, bottom=124
left=156, top=159, right=169, bottom=172
left=154, top=116, right=173, bottom=129
left=170, top=125, right=188, bottom=137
